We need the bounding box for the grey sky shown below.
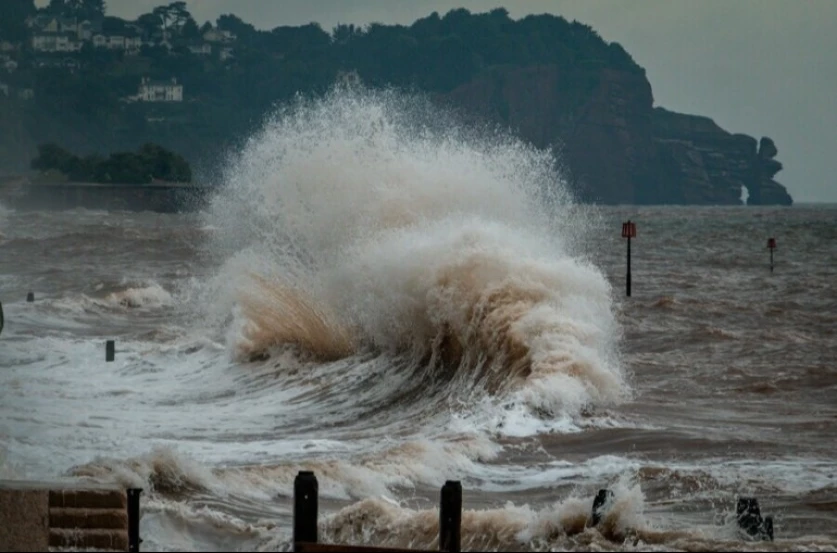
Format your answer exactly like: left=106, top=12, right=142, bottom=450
left=57, top=0, right=837, bottom=202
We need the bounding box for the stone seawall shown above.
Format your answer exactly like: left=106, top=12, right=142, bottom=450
left=0, top=480, right=138, bottom=552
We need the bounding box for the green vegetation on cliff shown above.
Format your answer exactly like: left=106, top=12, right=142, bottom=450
left=31, top=142, right=192, bottom=184
left=0, top=2, right=641, bottom=175
left=0, top=1, right=792, bottom=204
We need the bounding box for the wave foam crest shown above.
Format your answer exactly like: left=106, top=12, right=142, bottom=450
left=203, top=83, right=625, bottom=416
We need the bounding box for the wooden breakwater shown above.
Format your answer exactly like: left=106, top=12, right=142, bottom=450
left=0, top=471, right=775, bottom=552
left=0, top=480, right=141, bottom=552
left=293, top=471, right=461, bottom=553
left=0, top=178, right=208, bottom=213
left=289, top=471, right=774, bottom=551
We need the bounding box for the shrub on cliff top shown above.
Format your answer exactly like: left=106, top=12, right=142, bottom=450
left=31, top=142, right=192, bottom=184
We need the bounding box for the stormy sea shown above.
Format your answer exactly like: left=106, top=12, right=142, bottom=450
left=1, top=87, right=836, bottom=552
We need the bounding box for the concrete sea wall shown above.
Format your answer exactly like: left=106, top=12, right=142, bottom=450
left=0, top=480, right=137, bottom=552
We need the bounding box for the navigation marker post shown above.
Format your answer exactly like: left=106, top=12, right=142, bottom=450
left=622, top=220, right=637, bottom=297
left=767, top=237, right=776, bottom=273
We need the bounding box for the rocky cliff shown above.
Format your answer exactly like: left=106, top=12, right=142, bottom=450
left=1, top=62, right=793, bottom=206
left=650, top=108, right=791, bottom=205
left=441, top=64, right=793, bottom=205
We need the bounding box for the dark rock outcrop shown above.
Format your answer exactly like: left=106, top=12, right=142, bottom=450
left=1, top=42, right=793, bottom=206
left=648, top=110, right=792, bottom=205
left=440, top=65, right=653, bottom=204
left=440, top=65, right=793, bottom=205
left=748, top=136, right=792, bottom=205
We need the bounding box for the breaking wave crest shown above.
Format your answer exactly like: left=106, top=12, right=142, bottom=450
left=203, top=83, right=625, bottom=417
left=41, top=281, right=175, bottom=314
left=237, top=273, right=356, bottom=361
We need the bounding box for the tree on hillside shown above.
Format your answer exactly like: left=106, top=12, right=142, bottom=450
left=42, top=0, right=66, bottom=15
left=31, top=143, right=76, bottom=173
left=332, top=23, right=361, bottom=45
left=152, top=1, right=193, bottom=35
left=30, top=143, right=192, bottom=184
left=138, top=142, right=191, bottom=182
left=409, top=11, right=442, bottom=38
left=43, top=0, right=106, bottom=19
left=75, top=0, right=106, bottom=20
left=216, top=13, right=255, bottom=39
left=136, top=12, right=162, bottom=38
left=152, top=4, right=173, bottom=31
left=101, top=15, right=126, bottom=33
left=0, top=0, right=36, bottom=43
left=268, top=23, right=330, bottom=55
left=181, top=17, right=200, bottom=40
left=169, top=2, right=193, bottom=33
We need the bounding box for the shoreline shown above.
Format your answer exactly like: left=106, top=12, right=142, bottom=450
left=0, top=178, right=209, bottom=213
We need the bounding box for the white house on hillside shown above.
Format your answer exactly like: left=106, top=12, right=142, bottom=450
left=202, top=28, right=236, bottom=43
left=32, top=32, right=82, bottom=52
left=188, top=43, right=212, bottom=56
left=220, top=46, right=234, bottom=61
left=135, top=77, right=183, bottom=102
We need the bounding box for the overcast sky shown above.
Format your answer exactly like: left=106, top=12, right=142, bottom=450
left=51, top=0, right=837, bottom=202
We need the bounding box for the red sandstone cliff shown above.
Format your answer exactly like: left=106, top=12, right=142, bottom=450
left=440, top=64, right=792, bottom=205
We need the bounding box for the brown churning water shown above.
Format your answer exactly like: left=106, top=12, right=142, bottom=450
left=0, top=86, right=835, bottom=551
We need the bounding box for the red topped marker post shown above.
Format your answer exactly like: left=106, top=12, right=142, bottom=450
left=622, top=220, right=637, bottom=297
left=767, top=237, right=776, bottom=273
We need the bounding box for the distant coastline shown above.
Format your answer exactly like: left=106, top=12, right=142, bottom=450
left=0, top=3, right=795, bottom=205
left=0, top=174, right=207, bottom=213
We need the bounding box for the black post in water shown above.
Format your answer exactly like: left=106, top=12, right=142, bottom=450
left=127, top=488, right=143, bottom=552
left=591, top=489, right=614, bottom=527
left=762, top=515, right=774, bottom=541
left=26, top=292, right=34, bottom=303
left=293, top=471, right=318, bottom=548
left=736, top=497, right=763, bottom=537
left=626, top=235, right=632, bottom=297
left=768, top=237, right=777, bottom=273
left=736, top=497, right=775, bottom=541
left=439, top=480, right=462, bottom=553
left=0, top=301, right=4, bottom=336
left=622, top=220, right=636, bottom=297
left=106, top=340, right=115, bottom=362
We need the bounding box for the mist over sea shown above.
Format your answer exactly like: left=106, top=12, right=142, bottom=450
left=1, top=86, right=836, bottom=552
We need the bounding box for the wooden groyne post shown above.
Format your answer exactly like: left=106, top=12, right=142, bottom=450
left=439, top=481, right=462, bottom=553
left=293, top=471, right=462, bottom=552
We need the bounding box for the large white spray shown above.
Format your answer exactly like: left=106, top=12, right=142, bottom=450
left=201, top=83, right=627, bottom=417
